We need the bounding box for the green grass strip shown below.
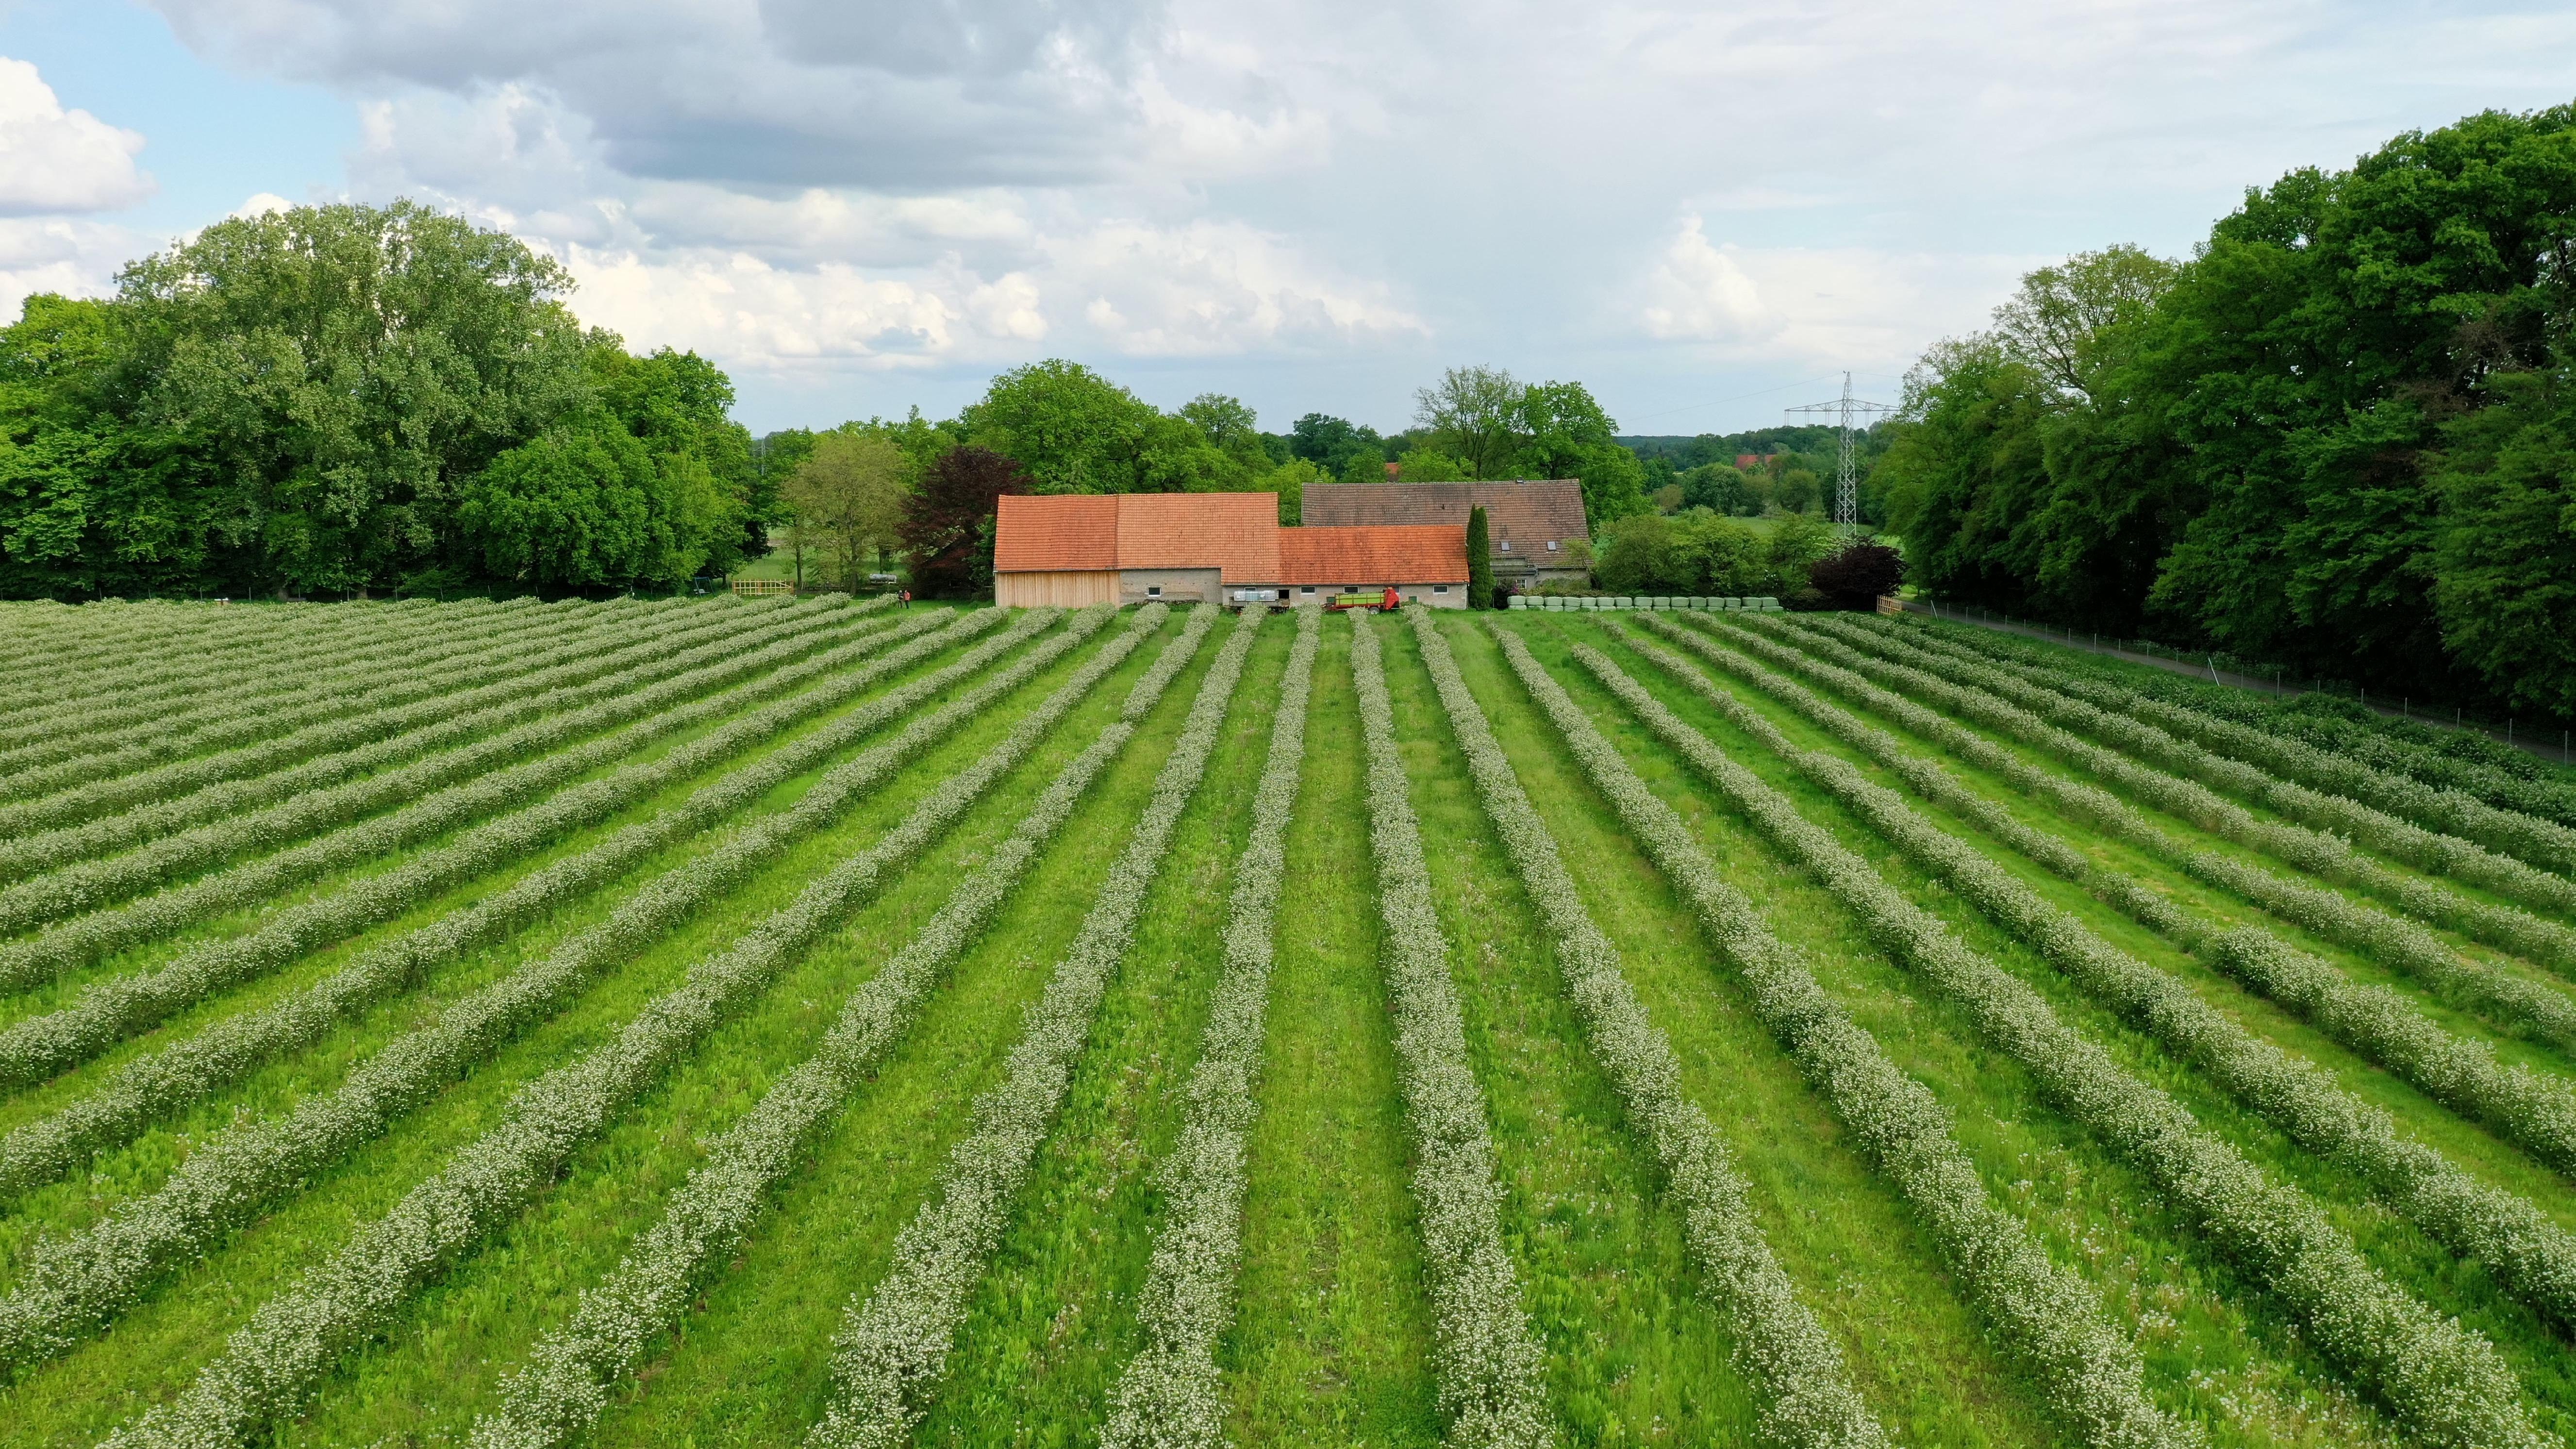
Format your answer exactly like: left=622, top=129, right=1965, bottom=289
left=1577, top=639, right=2545, bottom=1449
left=1502, top=619, right=2177, bottom=1449
left=1348, top=611, right=1551, bottom=1449
left=1442, top=616, right=1884, bottom=1449
left=1626, top=617, right=2576, bottom=1329
left=1803, top=616, right=2576, bottom=967
left=1733, top=614, right=2576, bottom=1054
left=1642, top=610, right=2576, bottom=1196
left=1875, top=613, right=2576, bottom=876
left=0, top=607, right=1113, bottom=1380
left=802, top=604, right=1250, bottom=1448
left=0, top=608, right=1030, bottom=1205
left=1097, top=604, right=1320, bottom=1449
left=90, top=606, right=1188, bottom=1449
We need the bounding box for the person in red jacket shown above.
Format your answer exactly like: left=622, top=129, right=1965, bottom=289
left=1381, top=585, right=1399, bottom=612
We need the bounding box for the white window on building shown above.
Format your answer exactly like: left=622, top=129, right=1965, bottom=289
left=1499, top=539, right=1512, bottom=551
left=1147, top=585, right=1163, bottom=597
left=1433, top=584, right=1448, bottom=594
left=1300, top=585, right=1316, bottom=595
left=1546, top=539, right=1559, bottom=552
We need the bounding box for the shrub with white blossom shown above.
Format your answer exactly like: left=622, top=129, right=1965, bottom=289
left=1577, top=640, right=2545, bottom=1449
left=1097, top=603, right=1320, bottom=1449
left=1446, top=616, right=1885, bottom=1449
left=86, top=606, right=1199, bottom=1449
left=0, top=606, right=1150, bottom=1385
left=1346, top=611, right=1553, bottom=1449
left=1504, top=623, right=2180, bottom=1449
left=0, top=606, right=1029, bottom=1206
left=801, top=605, right=1252, bottom=1449
left=1622, top=621, right=2576, bottom=1330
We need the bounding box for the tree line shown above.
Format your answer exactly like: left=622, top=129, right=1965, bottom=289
left=1875, top=102, right=2576, bottom=718
left=0, top=201, right=769, bottom=600
left=0, top=199, right=1674, bottom=601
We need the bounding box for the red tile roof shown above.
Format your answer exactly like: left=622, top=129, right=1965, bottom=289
left=994, top=494, right=1117, bottom=571
left=1279, top=525, right=1467, bottom=585
left=995, top=492, right=1465, bottom=586
left=1114, top=492, right=1281, bottom=583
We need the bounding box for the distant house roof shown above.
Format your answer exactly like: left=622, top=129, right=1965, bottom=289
left=1279, top=525, right=1468, bottom=585
left=994, top=491, right=1465, bottom=585
left=1300, top=480, right=1589, bottom=548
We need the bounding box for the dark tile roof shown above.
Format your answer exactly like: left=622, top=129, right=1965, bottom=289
left=1299, top=480, right=1590, bottom=546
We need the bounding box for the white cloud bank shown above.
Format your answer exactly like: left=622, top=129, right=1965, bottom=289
left=0, top=57, right=152, bottom=216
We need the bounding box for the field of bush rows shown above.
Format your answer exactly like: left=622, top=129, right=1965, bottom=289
left=8, top=591, right=2576, bottom=1447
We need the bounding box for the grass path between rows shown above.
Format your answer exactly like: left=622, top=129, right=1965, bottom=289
left=0, top=611, right=1147, bottom=1446
left=1224, top=622, right=1443, bottom=1446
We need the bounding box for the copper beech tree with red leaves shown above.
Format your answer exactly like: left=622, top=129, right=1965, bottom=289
left=900, top=446, right=1029, bottom=598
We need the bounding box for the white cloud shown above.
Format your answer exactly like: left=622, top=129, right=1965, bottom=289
left=0, top=58, right=152, bottom=216
left=1640, top=217, right=1774, bottom=344
left=124, top=0, right=2576, bottom=429
left=0, top=217, right=144, bottom=320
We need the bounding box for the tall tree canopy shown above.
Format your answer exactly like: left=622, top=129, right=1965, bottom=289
left=1880, top=102, right=2576, bottom=713
left=0, top=200, right=760, bottom=597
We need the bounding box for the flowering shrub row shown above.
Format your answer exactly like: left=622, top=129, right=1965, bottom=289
left=0, top=595, right=658, bottom=792
left=1515, top=636, right=2175, bottom=1449
left=1098, top=604, right=1322, bottom=1449
left=1346, top=612, right=1552, bottom=1449
left=1624, top=625, right=2576, bottom=1328
left=1878, top=616, right=2576, bottom=877
left=1453, top=619, right=1885, bottom=1448
left=0, top=599, right=323, bottom=684
left=1806, top=616, right=2576, bottom=958
left=0, top=607, right=1094, bottom=1376
left=0, top=602, right=879, bottom=882
left=0, top=599, right=873, bottom=934
left=0, top=596, right=528, bottom=762
left=0, top=607, right=958, bottom=1082
left=0, top=602, right=892, bottom=990
left=0, top=596, right=766, bottom=837
left=84, top=606, right=1193, bottom=1449
left=1739, top=617, right=2576, bottom=1051
left=802, top=605, right=1250, bottom=1449
left=1644, top=614, right=2576, bottom=1184
left=0, top=597, right=431, bottom=683
left=1578, top=643, right=2544, bottom=1449
left=0, top=608, right=1033, bottom=1206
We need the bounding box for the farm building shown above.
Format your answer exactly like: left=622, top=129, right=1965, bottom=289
left=1301, top=479, right=1591, bottom=590
left=993, top=492, right=1469, bottom=608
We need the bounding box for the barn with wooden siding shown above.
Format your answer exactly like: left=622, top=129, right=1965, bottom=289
left=993, top=493, right=1470, bottom=607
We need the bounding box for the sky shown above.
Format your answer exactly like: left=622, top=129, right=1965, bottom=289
left=0, top=1, right=2572, bottom=438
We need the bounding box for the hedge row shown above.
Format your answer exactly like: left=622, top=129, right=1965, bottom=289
left=89, top=606, right=1195, bottom=1449
left=0, top=607, right=1036, bottom=1206
left=1625, top=622, right=2576, bottom=1330
left=1098, top=604, right=1319, bottom=1449
left=1452, top=618, right=1885, bottom=1449
left=805, top=606, right=1252, bottom=1449
left=1580, top=641, right=2543, bottom=1448
left=1348, top=612, right=1551, bottom=1449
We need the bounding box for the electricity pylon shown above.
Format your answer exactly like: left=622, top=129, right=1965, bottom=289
left=1787, top=372, right=1895, bottom=525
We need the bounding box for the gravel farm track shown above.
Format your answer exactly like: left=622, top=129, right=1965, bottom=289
left=6, top=592, right=2576, bottom=1447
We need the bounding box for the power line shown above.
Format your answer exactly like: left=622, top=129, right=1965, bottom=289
left=1785, top=372, right=1895, bottom=526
